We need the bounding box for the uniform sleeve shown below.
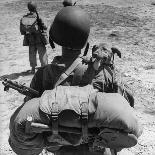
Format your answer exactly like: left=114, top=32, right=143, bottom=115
left=30, top=68, right=44, bottom=97
left=30, top=65, right=56, bottom=97
left=20, top=18, right=26, bottom=35
left=24, top=66, right=54, bottom=102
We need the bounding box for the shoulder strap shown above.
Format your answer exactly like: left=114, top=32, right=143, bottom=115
left=54, top=57, right=82, bottom=88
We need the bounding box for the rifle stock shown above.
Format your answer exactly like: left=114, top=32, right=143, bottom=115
left=2, top=79, right=39, bottom=97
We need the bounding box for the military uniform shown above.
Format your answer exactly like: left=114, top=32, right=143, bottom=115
left=25, top=6, right=116, bottom=154
left=20, top=2, right=49, bottom=73
left=9, top=6, right=136, bottom=155
left=29, top=54, right=112, bottom=96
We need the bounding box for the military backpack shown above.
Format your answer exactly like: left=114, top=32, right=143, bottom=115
left=20, top=14, right=38, bottom=34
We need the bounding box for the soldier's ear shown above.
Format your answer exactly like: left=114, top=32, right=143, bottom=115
left=111, top=47, right=121, bottom=58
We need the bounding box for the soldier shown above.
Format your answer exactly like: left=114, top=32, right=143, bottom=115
left=62, top=0, right=77, bottom=7
left=10, top=6, right=135, bottom=155
left=20, top=1, right=49, bottom=73
left=20, top=6, right=118, bottom=155
left=29, top=6, right=109, bottom=97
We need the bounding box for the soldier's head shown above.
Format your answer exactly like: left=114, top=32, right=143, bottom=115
left=62, top=0, right=76, bottom=7
left=49, top=6, right=90, bottom=51
left=27, top=1, right=37, bottom=12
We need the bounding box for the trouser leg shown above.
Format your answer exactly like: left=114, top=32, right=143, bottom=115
left=37, top=44, right=48, bottom=66
left=29, top=45, right=37, bottom=68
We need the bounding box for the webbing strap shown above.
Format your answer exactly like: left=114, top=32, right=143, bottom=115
left=51, top=90, right=59, bottom=135
left=81, top=101, right=88, bottom=143
left=54, top=57, right=82, bottom=88
left=51, top=102, right=58, bottom=135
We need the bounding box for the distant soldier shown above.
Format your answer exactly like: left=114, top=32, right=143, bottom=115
left=62, top=0, right=77, bottom=7
left=20, top=1, right=50, bottom=73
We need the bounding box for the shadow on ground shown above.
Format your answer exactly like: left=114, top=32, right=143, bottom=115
left=0, top=70, right=33, bottom=81
left=144, top=109, right=155, bottom=116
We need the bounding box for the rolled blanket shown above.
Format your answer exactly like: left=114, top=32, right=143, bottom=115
left=9, top=85, right=142, bottom=155
left=39, top=85, right=142, bottom=148
left=9, top=98, right=45, bottom=155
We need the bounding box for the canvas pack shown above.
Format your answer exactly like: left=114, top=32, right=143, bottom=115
left=20, top=15, right=38, bottom=34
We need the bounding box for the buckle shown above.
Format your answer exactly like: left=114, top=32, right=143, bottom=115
left=80, top=102, right=88, bottom=143
left=51, top=102, right=59, bottom=135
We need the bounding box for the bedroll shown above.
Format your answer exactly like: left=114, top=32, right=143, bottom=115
left=9, top=85, right=142, bottom=155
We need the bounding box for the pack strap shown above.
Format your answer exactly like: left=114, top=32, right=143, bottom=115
left=80, top=100, right=88, bottom=143
left=50, top=89, right=59, bottom=135
left=50, top=87, right=89, bottom=141
left=54, top=57, right=82, bottom=88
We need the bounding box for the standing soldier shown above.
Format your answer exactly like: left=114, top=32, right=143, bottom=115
left=20, top=1, right=49, bottom=73
left=28, top=6, right=116, bottom=101
left=62, top=0, right=77, bottom=7
left=30, top=6, right=94, bottom=96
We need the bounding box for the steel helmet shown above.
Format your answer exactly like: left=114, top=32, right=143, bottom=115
left=49, top=6, right=90, bottom=49
left=27, top=2, right=37, bottom=12
left=63, top=0, right=73, bottom=7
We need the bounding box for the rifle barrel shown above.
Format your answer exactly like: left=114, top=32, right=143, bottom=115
left=2, top=79, right=40, bottom=97
left=3, top=79, right=21, bottom=87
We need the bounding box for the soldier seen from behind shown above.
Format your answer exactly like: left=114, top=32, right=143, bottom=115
left=14, top=6, right=119, bottom=155
left=27, top=6, right=126, bottom=103
left=9, top=6, right=137, bottom=155
left=20, top=1, right=51, bottom=74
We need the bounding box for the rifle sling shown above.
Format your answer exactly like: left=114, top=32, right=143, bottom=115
left=54, top=57, right=82, bottom=88
left=52, top=57, right=89, bottom=139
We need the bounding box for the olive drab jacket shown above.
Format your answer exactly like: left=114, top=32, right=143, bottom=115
left=29, top=55, right=113, bottom=97
left=28, top=49, right=134, bottom=107
left=20, top=12, right=48, bottom=46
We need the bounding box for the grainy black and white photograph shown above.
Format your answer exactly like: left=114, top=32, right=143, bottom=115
left=0, top=0, right=155, bottom=155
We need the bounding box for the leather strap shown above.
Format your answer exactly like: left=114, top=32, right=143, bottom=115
left=80, top=100, right=88, bottom=143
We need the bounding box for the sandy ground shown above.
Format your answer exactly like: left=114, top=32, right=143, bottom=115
left=0, top=0, right=155, bottom=155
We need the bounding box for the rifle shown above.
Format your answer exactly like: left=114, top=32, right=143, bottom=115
left=35, top=11, right=44, bottom=32
left=2, top=79, right=40, bottom=98
left=35, top=10, right=55, bottom=48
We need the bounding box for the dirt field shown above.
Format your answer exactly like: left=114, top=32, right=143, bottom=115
left=0, top=0, right=155, bottom=155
